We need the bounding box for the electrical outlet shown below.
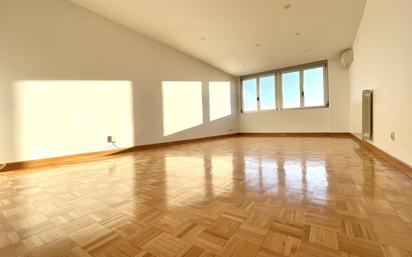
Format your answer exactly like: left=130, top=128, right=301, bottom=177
left=390, top=132, right=395, bottom=141
left=107, top=136, right=113, bottom=143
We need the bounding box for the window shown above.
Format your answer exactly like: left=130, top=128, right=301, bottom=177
left=303, top=67, right=325, bottom=107
left=240, top=61, right=328, bottom=112
left=259, top=76, right=276, bottom=110
left=242, top=78, right=257, bottom=112
left=282, top=71, right=301, bottom=109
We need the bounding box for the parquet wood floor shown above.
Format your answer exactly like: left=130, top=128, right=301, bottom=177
left=1, top=136, right=412, bottom=257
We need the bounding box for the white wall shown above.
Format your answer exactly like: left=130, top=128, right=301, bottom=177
left=12, top=80, right=135, bottom=161
left=349, top=0, right=412, bottom=166
left=0, top=0, right=237, bottom=163
left=238, top=57, right=350, bottom=133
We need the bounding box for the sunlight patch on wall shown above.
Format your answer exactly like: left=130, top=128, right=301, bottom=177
left=162, top=81, right=203, bottom=136
left=209, top=81, right=231, bottom=121
left=13, top=80, right=134, bottom=161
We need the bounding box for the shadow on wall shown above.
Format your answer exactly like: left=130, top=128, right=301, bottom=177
left=1, top=79, right=233, bottom=163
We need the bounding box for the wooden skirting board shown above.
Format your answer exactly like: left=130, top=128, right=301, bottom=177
left=349, top=133, right=412, bottom=178
left=237, top=133, right=412, bottom=178
left=237, top=132, right=352, bottom=138
left=0, top=133, right=237, bottom=172
left=2, top=132, right=411, bottom=178
left=2, top=148, right=126, bottom=172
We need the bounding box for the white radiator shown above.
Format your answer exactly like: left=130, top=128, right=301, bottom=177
left=362, top=90, right=373, bottom=139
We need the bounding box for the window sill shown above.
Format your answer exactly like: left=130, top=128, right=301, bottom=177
left=242, top=105, right=328, bottom=114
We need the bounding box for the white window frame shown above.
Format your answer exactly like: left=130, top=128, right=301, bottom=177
left=240, top=60, right=329, bottom=113
left=241, top=77, right=258, bottom=112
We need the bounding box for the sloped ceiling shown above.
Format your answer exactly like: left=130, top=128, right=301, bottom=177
left=69, top=0, right=366, bottom=76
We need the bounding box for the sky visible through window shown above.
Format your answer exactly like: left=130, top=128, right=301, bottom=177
left=242, top=79, right=257, bottom=111
left=282, top=71, right=300, bottom=108
left=242, top=65, right=325, bottom=112
left=304, top=67, right=324, bottom=107
left=259, top=76, right=276, bottom=110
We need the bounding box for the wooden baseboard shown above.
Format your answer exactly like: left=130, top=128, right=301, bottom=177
left=238, top=132, right=352, bottom=138
left=0, top=133, right=237, bottom=172
left=349, top=133, right=412, bottom=178
left=114, top=133, right=237, bottom=154
left=1, top=148, right=127, bottom=172
left=3, top=132, right=411, bottom=178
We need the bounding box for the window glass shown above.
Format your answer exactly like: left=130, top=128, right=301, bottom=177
left=259, top=76, right=276, bottom=110
left=241, top=62, right=328, bottom=113
left=242, top=79, right=257, bottom=112
left=304, top=67, right=325, bottom=107
left=282, top=71, right=301, bottom=109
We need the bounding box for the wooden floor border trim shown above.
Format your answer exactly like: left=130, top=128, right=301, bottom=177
left=0, top=133, right=237, bottom=172
left=238, top=132, right=352, bottom=138
left=2, top=148, right=127, bottom=172
left=3, top=132, right=410, bottom=177
left=115, top=133, right=237, bottom=154
left=349, top=133, right=412, bottom=178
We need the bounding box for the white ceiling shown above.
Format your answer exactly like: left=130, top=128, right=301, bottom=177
left=69, top=0, right=366, bottom=76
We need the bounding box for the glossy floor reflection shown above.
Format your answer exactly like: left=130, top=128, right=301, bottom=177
left=1, top=136, right=412, bottom=257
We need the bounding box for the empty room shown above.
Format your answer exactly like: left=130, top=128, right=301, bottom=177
left=1, top=0, right=412, bottom=256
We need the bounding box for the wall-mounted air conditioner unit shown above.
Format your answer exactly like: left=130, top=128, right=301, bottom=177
left=341, top=49, right=353, bottom=69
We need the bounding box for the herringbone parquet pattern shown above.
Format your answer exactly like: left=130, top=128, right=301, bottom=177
left=1, top=136, right=412, bottom=257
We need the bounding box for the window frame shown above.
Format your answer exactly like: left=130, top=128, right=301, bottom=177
left=301, top=66, right=328, bottom=109
left=241, top=77, right=259, bottom=112
left=240, top=60, right=329, bottom=113
left=280, top=69, right=302, bottom=110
